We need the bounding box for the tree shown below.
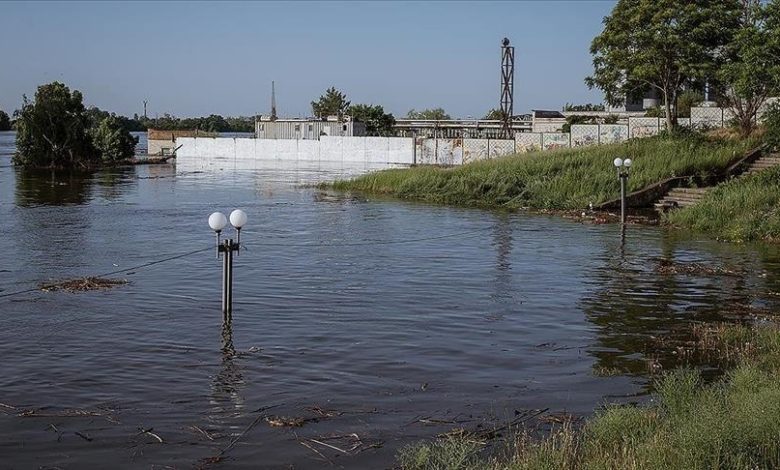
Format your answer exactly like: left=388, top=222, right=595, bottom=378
left=763, top=102, right=780, bottom=151
left=13, top=82, right=97, bottom=168
left=483, top=108, right=507, bottom=120
left=348, top=104, right=396, bottom=136
left=311, top=87, right=350, bottom=119
left=562, top=103, right=605, bottom=112
left=586, top=0, right=742, bottom=131
left=675, top=90, right=704, bottom=118
left=718, top=0, right=780, bottom=135
left=90, top=115, right=138, bottom=163
left=0, top=109, right=11, bottom=131
left=406, top=108, right=451, bottom=120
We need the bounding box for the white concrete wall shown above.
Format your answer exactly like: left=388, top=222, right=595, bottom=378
left=176, top=136, right=415, bottom=171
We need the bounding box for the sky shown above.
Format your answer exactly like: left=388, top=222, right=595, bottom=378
left=0, top=1, right=616, bottom=119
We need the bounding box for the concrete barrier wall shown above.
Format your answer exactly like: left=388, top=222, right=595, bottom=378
left=177, top=136, right=416, bottom=171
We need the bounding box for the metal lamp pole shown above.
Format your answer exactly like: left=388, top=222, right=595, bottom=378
left=613, top=157, right=632, bottom=225
left=208, top=210, right=248, bottom=321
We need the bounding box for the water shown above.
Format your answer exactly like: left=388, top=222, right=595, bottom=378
left=1, top=129, right=780, bottom=468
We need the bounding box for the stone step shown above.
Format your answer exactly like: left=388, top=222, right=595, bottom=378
left=668, top=187, right=710, bottom=194
left=664, top=192, right=708, bottom=201
left=657, top=198, right=699, bottom=207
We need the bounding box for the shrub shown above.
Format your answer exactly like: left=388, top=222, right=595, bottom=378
left=763, top=102, right=780, bottom=151
left=90, top=115, right=138, bottom=163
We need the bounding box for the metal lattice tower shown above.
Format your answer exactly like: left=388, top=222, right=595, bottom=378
left=500, top=37, right=515, bottom=139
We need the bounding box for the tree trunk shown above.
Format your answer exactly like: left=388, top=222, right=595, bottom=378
left=664, top=97, right=674, bottom=134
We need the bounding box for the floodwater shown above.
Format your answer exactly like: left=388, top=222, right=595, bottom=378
left=1, top=130, right=780, bottom=469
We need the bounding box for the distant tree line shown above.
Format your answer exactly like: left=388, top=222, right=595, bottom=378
left=0, top=109, right=11, bottom=131
left=563, top=103, right=606, bottom=112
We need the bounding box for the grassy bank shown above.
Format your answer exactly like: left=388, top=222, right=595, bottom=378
left=399, top=322, right=780, bottom=470
left=329, top=135, right=755, bottom=210
left=664, top=166, right=780, bottom=243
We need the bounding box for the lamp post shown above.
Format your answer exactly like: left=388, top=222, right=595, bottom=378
left=208, top=209, right=248, bottom=321
left=613, top=157, right=632, bottom=225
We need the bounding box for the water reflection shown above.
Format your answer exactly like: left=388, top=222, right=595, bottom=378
left=582, top=229, right=763, bottom=385
left=14, top=169, right=93, bottom=206
left=209, top=321, right=246, bottom=422
left=489, top=214, right=514, bottom=316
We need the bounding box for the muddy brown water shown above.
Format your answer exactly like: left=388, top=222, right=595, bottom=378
left=1, top=130, right=780, bottom=469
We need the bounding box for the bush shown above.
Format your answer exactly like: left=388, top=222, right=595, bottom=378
left=763, top=102, right=780, bottom=151
left=90, top=115, right=138, bottom=162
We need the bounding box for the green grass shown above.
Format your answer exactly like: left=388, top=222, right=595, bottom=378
left=329, top=134, right=756, bottom=210
left=398, top=323, right=780, bottom=470
left=664, top=166, right=780, bottom=243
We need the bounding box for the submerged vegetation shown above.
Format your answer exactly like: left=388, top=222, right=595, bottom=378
left=399, top=322, right=780, bottom=470
left=330, top=134, right=756, bottom=211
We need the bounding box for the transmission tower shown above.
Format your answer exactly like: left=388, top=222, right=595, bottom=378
left=500, top=37, right=515, bottom=139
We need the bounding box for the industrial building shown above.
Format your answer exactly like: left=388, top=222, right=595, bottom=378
left=255, top=117, right=366, bottom=140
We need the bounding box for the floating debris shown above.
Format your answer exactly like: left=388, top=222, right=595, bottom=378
left=655, top=259, right=743, bottom=276
left=39, top=277, right=128, bottom=293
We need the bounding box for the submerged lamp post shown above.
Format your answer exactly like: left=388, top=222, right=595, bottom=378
left=208, top=209, right=248, bottom=320
left=613, top=157, right=632, bottom=225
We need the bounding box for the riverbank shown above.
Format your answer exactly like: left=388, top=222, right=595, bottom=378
left=399, top=320, right=780, bottom=469
left=328, top=134, right=757, bottom=211
left=665, top=166, right=780, bottom=243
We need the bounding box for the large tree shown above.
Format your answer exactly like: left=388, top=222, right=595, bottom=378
left=0, top=109, right=11, bottom=131
left=586, top=0, right=742, bottom=131
left=406, top=108, right=451, bottom=120
left=14, top=82, right=97, bottom=168
left=311, top=87, right=350, bottom=119
left=719, top=0, right=780, bottom=135
left=90, top=115, right=138, bottom=163
left=348, top=104, right=396, bottom=136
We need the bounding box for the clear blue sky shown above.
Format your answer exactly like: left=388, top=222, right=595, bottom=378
left=0, top=1, right=616, bottom=119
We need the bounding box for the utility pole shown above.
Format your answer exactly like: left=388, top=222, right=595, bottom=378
left=500, top=37, right=515, bottom=139
left=143, top=100, right=148, bottom=119
left=270, top=81, right=277, bottom=121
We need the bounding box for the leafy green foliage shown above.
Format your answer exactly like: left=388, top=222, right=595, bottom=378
left=676, top=90, right=704, bottom=118
left=586, top=0, right=742, bottom=130
left=348, top=104, right=396, bottom=136
left=0, top=109, right=11, bottom=131
left=764, top=102, right=780, bottom=151
left=13, top=82, right=98, bottom=168
left=718, top=0, right=780, bottom=135
left=90, top=115, right=138, bottom=163
left=311, top=87, right=350, bottom=119
left=561, top=115, right=597, bottom=133
left=406, top=108, right=451, bottom=120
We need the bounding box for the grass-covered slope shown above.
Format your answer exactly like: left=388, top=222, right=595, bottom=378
left=399, top=323, right=780, bottom=470
left=664, top=166, right=780, bottom=243
left=330, top=135, right=756, bottom=210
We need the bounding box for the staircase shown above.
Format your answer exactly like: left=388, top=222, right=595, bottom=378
left=655, top=187, right=711, bottom=211
left=745, top=153, right=780, bottom=174
left=655, top=152, right=780, bottom=213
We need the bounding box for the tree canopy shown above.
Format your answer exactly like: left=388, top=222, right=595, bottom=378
left=13, top=82, right=138, bottom=168
left=483, top=108, right=507, bottom=120
left=311, top=87, right=350, bottom=119
left=348, top=104, right=396, bottom=136
left=718, top=0, right=780, bottom=135
left=586, top=0, right=743, bottom=130
left=406, top=108, right=451, bottom=120
left=14, top=82, right=97, bottom=168
left=0, top=109, right=11, bottom=131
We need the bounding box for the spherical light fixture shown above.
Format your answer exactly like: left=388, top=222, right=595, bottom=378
left=624, top=158, right=633, bottom=168
left=229, top=209, right=248, bottom=229
left=209, top=212, right=228, bottom=232
left=613, top=157, right=624, bottom=168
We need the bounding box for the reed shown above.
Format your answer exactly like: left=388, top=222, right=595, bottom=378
left=664, top=166, right=780, bottom=242
left=399, top=322, right=780, bottom=470
left=329, top=134, right=756, bottom=211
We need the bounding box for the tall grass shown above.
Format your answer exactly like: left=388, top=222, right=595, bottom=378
left=398, top=323, right=780, bottom=470
left=329, top=135, right=755, bottom=210
left=664, top=166, right=780, bottom=242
